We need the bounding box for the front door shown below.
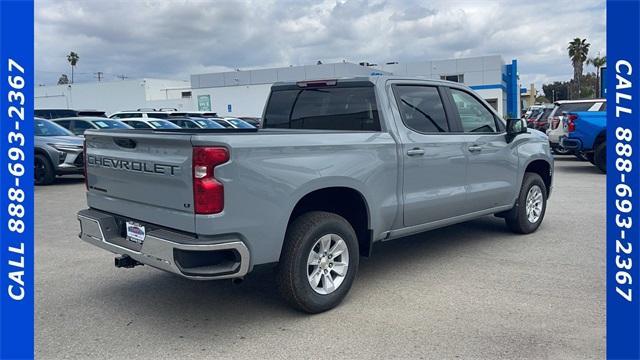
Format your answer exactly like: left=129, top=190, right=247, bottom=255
left=392, top=84, right=469, bottom=227
left=447, top=88, right=519, bottom=213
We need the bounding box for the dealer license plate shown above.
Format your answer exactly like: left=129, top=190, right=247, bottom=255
left=125, top=221, right=146, bottom=245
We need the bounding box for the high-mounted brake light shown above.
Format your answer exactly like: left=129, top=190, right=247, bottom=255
left=296, top=79, right=337, bottom=88
left=193, top=147, right=229, bottom=214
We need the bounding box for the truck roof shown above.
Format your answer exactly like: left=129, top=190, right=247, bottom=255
left=272, top=75, right=465, bottom=88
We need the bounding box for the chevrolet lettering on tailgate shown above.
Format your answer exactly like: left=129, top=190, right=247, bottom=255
left=87, top=154, right=179, bottom=176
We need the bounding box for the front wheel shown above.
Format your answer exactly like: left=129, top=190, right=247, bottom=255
left=35, top=154, right=56, bottom=185
left=276, top=211, right=359, bottom=313
left=505, top=173, right=548, bottom=234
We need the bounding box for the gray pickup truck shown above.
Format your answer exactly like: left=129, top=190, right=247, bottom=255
left=78, top=76, right=553, bottom=313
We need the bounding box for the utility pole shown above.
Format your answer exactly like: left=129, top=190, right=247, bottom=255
left=94, top=72, right=103, bottom=82
left=117, top=74, right=128, bottom=80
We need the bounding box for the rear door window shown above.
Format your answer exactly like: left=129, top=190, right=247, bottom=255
left=263, top=85, right=380, bottom=131
left=54, top=119, right=72, bottom=130
left=392, top=85, right=449, bottom=133
left=126, top=121, right=152, bottom=129
left=71, top=120, right=94, bottom=135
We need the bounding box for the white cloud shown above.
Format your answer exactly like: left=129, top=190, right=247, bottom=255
left=35, top=0, right=606, bottom=89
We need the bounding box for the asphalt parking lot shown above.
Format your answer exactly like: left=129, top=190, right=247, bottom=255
left=35, top=156, right=605, bottom=360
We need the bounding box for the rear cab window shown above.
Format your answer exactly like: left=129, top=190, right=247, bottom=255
left=263, top=81, right=381, bottom=131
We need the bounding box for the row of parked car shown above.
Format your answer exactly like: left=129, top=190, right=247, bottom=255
left=522, top=99, right=606, bottom=173
left=34, top=108, right=262, bottom=185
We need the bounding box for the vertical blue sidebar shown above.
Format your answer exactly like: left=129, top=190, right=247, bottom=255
left=0, top=0, right=35, bottom=359
left=607, top=1, right=640, bottom=359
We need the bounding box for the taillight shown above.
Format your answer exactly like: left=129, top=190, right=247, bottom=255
left=83, top=139, right=88, bottom=190
left=192, top=147, right=229, bottom=214
left=567, top=114, right=577, bottom=132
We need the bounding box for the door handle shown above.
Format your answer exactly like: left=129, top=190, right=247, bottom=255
left=467, top=145, right=482, bottom=152
left=407, top=148, right=425, bottom=156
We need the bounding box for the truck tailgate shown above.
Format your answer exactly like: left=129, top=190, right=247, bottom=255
left=84, top=130, right=195, bottom=232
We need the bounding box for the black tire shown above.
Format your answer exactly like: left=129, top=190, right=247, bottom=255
left=505, top=173, right=548, bottom=234
left=594, top=142, right=606, bottom=173
left=35, top=154, right=55, bottom=185
left=276, top=211, right=359, bottom=313
left=585, top=152, right=595, bottom=165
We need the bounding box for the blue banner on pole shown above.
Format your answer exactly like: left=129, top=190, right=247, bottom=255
left=606, top=1, right=640, bottom=359
left=0, top=0, right=35, bottom=359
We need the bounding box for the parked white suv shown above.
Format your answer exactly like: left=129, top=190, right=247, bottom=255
left=109, top=108, right=173, bottom=120
left=546, top=99, right=605, bottom=155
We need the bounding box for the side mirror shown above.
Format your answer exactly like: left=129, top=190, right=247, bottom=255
left=506, top=118, right=527, bottom=142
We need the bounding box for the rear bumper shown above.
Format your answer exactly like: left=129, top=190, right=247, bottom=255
left=77, top=208, right=250, bottom=280
left=560, top=137, right=582, bottom=151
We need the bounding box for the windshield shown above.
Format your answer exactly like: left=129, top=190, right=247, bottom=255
left=149, top=120, right=180, bottom=129
left=92, top=120, right=130, bottom=129
left=226, top=118, right=255, bottom=128
left=195, top=119, right=225, bottom=128
left=35, top=119, right=74, bottom=136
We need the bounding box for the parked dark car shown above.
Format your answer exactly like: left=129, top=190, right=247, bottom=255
left=237, top=116, right=262, bottom=128
left=527, top=106, right=554, bottom=131
left=34, top=118, right=84, bottom=185
left=52, top=117, right=132, bottom=135
left=35, top=109, right=107, bottom=119
left=121, top=118, right=181, bottom=129
left=167, top=117, right=225, bottom=129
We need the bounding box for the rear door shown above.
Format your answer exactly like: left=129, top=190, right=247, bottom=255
left=85, top=131, right=196, bottom=231
left=391, top=83, right=469, bottom=226
left=446, top=87, right=518, bottom=213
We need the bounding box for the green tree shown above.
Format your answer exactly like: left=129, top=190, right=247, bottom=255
left=66, top=51, right=80, bottom=84
left=587, top=55, right=606, bottom=97
left=542, top=81, right=569, bottom=102
left=57, top=74, right=69, bottom=85
left=567, top=38, right=590, bottom=98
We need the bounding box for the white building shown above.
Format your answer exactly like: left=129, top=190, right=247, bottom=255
left=35, top=55, right=521, bottom=118
left=35, top=78, right=192, bottom=115
left=191, top=55, right=520, bottom=118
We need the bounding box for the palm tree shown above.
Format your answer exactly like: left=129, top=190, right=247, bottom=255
left=587, top=55, right=607, bottom=97
left=567, top=38, right=590, bottom=98
left=66, top=51, right=80, bottom=84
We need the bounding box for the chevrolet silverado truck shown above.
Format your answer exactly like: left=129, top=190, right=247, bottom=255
left=77, top=76, right=554, bottom=313
left=560, top=111, right=607, bottom=173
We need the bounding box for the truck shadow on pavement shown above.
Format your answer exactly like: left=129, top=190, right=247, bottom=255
left=558, top=163, right=603, bottom=175
left=89, top=215, right=528, bottom=337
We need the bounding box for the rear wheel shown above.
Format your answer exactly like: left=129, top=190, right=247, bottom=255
left=276, top=211, right=359, bottom=313
left=552, top=146, right=572, bottom=155
left=35, top=154, right=55, bottom=185
left=585, top=152, right=595, bottom=165
left=505, top=173, right=547, bottom=234
left=594, top=142, right=606, bottom=173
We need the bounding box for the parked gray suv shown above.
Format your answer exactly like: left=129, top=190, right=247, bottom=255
left=78, top=76, right=554, bottom=313
left=35, top=118, right=84, bottom=185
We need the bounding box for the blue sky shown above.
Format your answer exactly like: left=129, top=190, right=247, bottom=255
left=35, top=0, right=606, bottom=89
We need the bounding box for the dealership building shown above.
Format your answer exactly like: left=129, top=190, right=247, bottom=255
left=35, top=55, right=522, bottom=118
